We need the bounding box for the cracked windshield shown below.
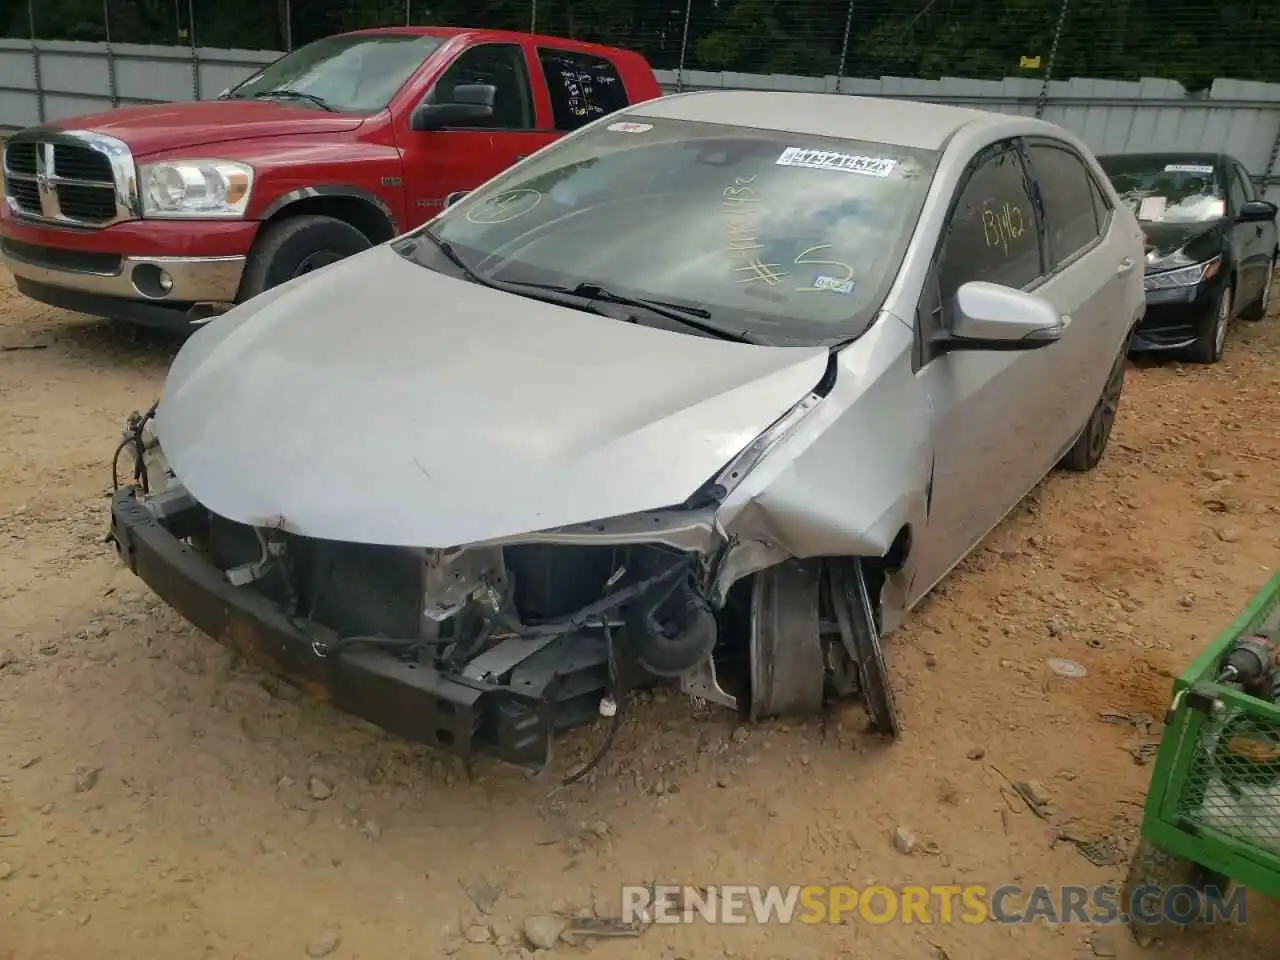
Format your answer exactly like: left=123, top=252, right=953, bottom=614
left=414, top=118, right=938, bottom=342
left=1100, top=156, right=1226, bottom=224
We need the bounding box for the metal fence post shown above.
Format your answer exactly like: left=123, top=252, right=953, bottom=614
left=405, top=0, right=411, bottom=26
left=835, top=0, right=855, bottom=94
left=103, top=0, right=119, bottom=108
left=284, top=0, right=293, bottom=51
left=530, top=0, right=537, bottom=33
left=1035, top=0, right=1070, bottom=119
left=188, top=0, right=202, bottom=99
left=1264, top=120, right=1280, bottom=203
left=676, top=0, right=694, bottom=92
left=27, top=0, right=45, bottom=123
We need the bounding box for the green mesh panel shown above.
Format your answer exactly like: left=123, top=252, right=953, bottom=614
left=1175, top=587, right=1280, bottom=854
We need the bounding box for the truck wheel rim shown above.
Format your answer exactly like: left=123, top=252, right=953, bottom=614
left=294, top=251, right=343, bottom=278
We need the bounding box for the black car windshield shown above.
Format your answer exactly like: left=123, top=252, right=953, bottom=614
left=226, top=33, right=444, bottom=113
left=1099, top=156, right=1226, bottom=225
left=402, top=117, right=939, bottom=343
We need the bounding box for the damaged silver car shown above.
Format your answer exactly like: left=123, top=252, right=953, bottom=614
left=108, top=90, right=1145, bottom=772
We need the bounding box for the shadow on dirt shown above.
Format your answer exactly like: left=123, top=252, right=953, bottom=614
left=18, top=312, right=184, bottom=372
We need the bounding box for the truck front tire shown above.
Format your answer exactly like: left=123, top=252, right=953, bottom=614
left=239, top=214, right=372, bottom=301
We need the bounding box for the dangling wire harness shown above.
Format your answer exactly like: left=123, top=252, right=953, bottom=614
left=111, top=401, right=159, bottom=494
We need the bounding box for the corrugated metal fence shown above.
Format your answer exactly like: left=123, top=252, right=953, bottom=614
left=4, top=38, right=1280, bottom=201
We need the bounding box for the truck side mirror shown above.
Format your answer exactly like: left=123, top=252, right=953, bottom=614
left=451, top=83, right=497, bottom=107
left=411, top=83, right=497, bottom=132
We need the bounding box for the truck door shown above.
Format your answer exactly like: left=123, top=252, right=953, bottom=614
left=399, top=42, right=557, bottom=226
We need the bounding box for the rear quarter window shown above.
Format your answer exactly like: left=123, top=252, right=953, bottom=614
left=537, top=48, right=629, bottom=132
left=1026, top=142, right=1104, bottom=268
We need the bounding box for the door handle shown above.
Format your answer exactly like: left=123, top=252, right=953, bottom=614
left=1116, top=257, right=1136, bottom=276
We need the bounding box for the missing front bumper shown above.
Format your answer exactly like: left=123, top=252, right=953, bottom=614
left=108, top=487, right=611, bottom=771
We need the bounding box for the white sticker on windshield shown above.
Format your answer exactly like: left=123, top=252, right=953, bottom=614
left=607, top=121, right=652, bottom=134
left=1137, top=195, right=1167, bottom=221
left=1164, top=163, right=1214, bottom=174
left=776, top=147, right=895, bottom=177
left=812, top=275, right=856, bottom=294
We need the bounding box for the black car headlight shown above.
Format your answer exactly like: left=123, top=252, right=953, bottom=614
left=1144, top=254, right=1222, bottom=292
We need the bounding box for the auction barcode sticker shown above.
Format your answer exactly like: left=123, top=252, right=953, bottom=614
left=776, top=147, right=895, bottom=177
left=1164, top=163, right=1214, bottom=174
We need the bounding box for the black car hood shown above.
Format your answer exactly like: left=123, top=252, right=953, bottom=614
left=1141, top=219, right=1225, bottom=262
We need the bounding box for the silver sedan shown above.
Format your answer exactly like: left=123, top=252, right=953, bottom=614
left=109, top=89, right=1145, bottom=768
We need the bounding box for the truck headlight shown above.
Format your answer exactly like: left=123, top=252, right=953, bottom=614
left=140, top=159, right=254, bottom=218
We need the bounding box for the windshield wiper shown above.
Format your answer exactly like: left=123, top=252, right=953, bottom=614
left=415, top=230, right=501, bottom=289
left=241, top=89, right=335, bottom=112
left=505, top=280, right=763, bottom=344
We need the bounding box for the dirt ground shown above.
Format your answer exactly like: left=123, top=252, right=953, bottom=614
left=0, top=271, right=1277, bottom=960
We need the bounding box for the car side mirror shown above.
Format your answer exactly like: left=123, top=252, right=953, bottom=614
left=1238, top=199, right=1278, bottom=223
left=411, top=83, right=497, bottom=131
left=942, top=281, right=1065, bottom=352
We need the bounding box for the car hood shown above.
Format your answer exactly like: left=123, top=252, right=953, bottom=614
left=48, top=101, right=364, bottom=157
left=1141, top=219, right=1224, bottom=262
left=156, top=245, right=832, bottom=548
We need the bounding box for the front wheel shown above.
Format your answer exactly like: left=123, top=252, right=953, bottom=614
left=238, top=214, right=372, bottom=301
left=1185, top=285, right=1232, bottom=364
left=1059, top=346, right=1126, bottom=472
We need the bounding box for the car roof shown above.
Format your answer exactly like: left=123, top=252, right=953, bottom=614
left=626, top=90, right=1008, bottom=151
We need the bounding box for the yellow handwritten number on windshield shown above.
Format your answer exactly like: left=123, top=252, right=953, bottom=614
left=793, top=245, right=855, bottom=292
left=735, top=260, right=788, bottom=285
left=723, top=176, right=788, bottom=284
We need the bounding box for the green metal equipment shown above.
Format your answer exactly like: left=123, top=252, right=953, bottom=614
left=1125, top=569, right=1280, bottom=939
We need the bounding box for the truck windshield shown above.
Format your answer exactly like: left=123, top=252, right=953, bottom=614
left=227, top=33, right=444, bottom=114
left=1099, top=155, right=1226, bottom=224
left=402, top=117, right=938, bottom=344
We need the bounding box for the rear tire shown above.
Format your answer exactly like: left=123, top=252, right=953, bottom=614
left=1059, top=346, right=1125, bottom=472
left=1240, top=256, right=1275, bottom=321
left=238, top=214, right=371, bottom=301
left=1185, top=285, right=1231, bottom=364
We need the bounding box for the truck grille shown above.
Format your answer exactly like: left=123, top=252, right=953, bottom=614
left=3, top=135, right=133, bottom=227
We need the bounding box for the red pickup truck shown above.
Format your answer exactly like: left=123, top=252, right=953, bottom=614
left=0, top=27, right=662, bottom=330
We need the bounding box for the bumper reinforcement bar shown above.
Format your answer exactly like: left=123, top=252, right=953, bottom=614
left=108, top=487, right=609, bottom=771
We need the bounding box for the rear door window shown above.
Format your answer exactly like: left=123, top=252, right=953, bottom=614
left=1227, top=164, right=1249, bottom=215
left=938, top=144, right=1044, bottom=300
left=1232, top=163, right=1256, bottom=203
left=1026, top=141, right=1104, bottom=269
left=1089, top=173, right=1112, bottom=233
left=536, top=48, right=629, bottom=132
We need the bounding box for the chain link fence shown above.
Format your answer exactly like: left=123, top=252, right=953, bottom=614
left=3, top=0, right=1279, bottom=92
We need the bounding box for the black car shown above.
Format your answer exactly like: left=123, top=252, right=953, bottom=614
left=1097, top=151, right=1277, bottom=363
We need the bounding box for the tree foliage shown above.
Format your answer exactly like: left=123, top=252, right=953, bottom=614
left=2, top=0, right=1275, bottom=91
